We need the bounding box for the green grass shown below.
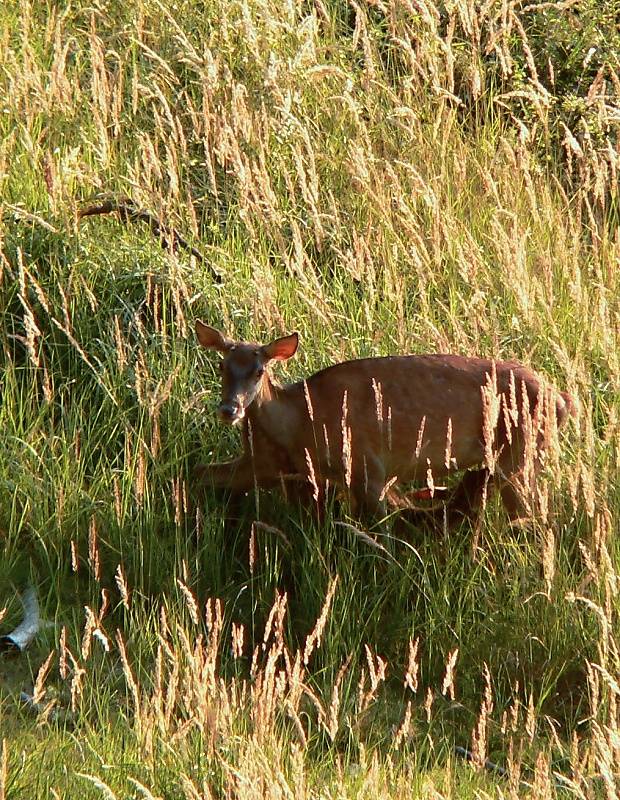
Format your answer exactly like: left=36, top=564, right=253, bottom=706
left=0, top=0, right=619, bottom=797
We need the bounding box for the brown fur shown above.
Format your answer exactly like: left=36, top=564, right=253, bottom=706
left=195, top=321, right=574, bottom=522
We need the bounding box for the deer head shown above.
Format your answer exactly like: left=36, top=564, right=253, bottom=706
left=196, top=321, right=298, bottom=424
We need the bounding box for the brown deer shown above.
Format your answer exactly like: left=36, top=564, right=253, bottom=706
left=194, top=321, right=574, bottom=521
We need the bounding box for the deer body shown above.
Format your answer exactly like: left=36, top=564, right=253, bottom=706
left=195, top=321, right=573, bottom=520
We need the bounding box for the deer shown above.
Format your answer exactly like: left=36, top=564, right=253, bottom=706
left=194, top=320, right=574, bottom=522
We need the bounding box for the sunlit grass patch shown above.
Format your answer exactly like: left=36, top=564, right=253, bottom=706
left=0, top=0, right=619, bottom=796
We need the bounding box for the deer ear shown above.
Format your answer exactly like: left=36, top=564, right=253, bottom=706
left=195, top=320, right=232, bottom=352
left=262, top=332, right=299, bottom=362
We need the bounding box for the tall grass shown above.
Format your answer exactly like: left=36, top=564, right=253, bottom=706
left=0, top=0, right=619, bottom=796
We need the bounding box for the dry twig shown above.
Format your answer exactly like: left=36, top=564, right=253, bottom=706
left=79, top=197, right=221, bottom=283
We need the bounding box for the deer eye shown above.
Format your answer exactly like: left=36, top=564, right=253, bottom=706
left=255, top=366, right=264, bottom=377
left=218, top=361, right=224, bottom=372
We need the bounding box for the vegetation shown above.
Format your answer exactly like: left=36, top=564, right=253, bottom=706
left=0, top=0, right=619, bottom=796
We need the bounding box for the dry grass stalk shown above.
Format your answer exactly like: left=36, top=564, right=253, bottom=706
left=59, top=626, right=68, bottom=680
left=177, top=580, right=200, bottom=626
left=262, top=591, right=287, bottom=655
left=542, top=527, right=556, bottom=596
left=444, top=418, right=453, bottom=470
left=70, top=539, right=79, bottom=573
left=372, top=378, right=384, bottom=427
left=481, top=364, right=501, bottom=473
left=341, top=391, right=352, bottom=490
left=304, top=448, right=320, bottom=503
left=472, top=664, right=494, bottom=770
left=532, top=750, right=553, bottom=800
left=171, top=476, right=187, bottom=527
left=88, top=516, right=101, bottom=582
left=415, top=416, right=427, bottom=460
left=33, top=650, right=54, bottom=705
left=249, top=523, right=256, bottom=574
left=404, top=637, right=420, bottom=694
left=0, top=739, right=6, bottom=800
left=303, top=576, right=338, bottom=665
left=135, top=444, right=147, bottom=507
left=81, top=606, right=97, bottom=660
left=115, top=565, right=130, bottom=610
left=303, top=380, right=314, bottom=423
left=116, top=630, right=142, bottom=737
left=424, top=687, right=435, bottom=723
left=525, top=692, right=537, bottom=743
left=231, top=623, right=244, bottom=660
left=68, top=649, right=86, bottom=714
left=393, top=700, right=413, bottom=750
left=441, top=648, right=459, bottom=701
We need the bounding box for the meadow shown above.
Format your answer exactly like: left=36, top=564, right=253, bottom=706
left=0, top=0, right=619, bottom=796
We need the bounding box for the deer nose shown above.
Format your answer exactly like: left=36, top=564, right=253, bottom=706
left=217, top=401, right=243, bottom=423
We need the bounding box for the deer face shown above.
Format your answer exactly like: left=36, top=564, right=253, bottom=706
left=217, top=343, right=268, bottom=423
left=196, top=321, right=298, bottom=425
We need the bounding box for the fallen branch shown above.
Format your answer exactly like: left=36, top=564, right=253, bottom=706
left=79, top=197, right=221, bottom=283
left=2, top=203, right=59, bottom=232
left=0, top=584, right=40, bottom=653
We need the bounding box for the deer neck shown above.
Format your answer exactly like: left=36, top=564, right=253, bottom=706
left=247, top=374, right=279, bottom=425
left=246, top=374, right=296, bottom=448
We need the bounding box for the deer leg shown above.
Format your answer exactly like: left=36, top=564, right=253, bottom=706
left=279, top=475, right=330, bottom=520
left=495, top=436, right=541, bottom=521
left=445, top=468, right=492, bottom=524
left=194, top=456, right=256, bottom=493
left=493, top=388, right=558, bottom=522
left=350, top=483, right=386, bottom=519
left=348, top=456, right=387, bottom=519
left=495, top=462, right=539, bottom=522
left=195, top=455, right=304, bottom=493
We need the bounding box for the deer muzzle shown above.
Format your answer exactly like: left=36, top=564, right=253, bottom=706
left=217, top=400, right=245, bottom=424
